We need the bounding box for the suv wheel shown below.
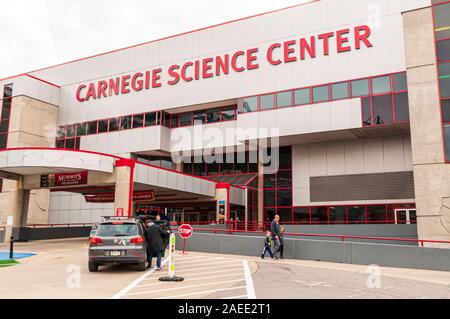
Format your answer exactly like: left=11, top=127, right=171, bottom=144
left=137, top=260, right=146, bottom=271
left=89, top=262, right=99, bottom=272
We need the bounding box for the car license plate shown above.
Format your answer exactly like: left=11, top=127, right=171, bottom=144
left=110, top=251, right=122, bottom=256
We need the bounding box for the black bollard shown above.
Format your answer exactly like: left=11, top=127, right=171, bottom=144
left=9, top=236, right=14, bottom=259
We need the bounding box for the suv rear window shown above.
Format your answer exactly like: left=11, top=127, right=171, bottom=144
left=96, top=223, right=139, bottom=237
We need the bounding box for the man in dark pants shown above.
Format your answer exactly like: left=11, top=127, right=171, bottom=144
left=278, top=226, right=285, bottom=259
left=270, top=215, right=281, bottom=259
left=145, top=218, right=170, bottom=270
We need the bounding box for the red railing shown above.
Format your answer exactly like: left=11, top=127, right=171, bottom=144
left=172, top=225, right=450, bottom=247
left=27, top=223, right=94, bottom=229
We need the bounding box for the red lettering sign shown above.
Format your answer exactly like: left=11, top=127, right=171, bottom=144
left=75, top=25, right=373, bottom=102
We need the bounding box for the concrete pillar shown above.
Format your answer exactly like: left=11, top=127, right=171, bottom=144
left=215, top=183, right=230, bottom=223
left=257, top=158, right=265, bottom=227
left=114, top=159, right=135, bottom=218
left=3, top=179, right=25, bottom=242
left=403, top=7, right=450, bottom=247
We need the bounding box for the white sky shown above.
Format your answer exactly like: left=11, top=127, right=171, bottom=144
left=0, top=0, right=310, bottom=79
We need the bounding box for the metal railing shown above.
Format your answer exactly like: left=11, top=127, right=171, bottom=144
left=27, top=223, right=94, bottom=229
left=172, top=225, right=450, bottom=247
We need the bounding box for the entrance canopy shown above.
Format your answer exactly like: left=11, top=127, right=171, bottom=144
left=0, top=148, right=245, bottom=206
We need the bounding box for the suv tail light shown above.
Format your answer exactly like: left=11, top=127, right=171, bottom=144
left=90, top=237, right=103, bottom=245
left=130, top=236, right=145, bottom=244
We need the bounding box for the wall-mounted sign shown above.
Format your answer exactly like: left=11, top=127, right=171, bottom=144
left=84, top=191, right=155, bottom=204
left=116, top=208, right=124, bottom=217
left=40, top=171, right=88, bottom=188
left=75, top=25, right=373, bottom=103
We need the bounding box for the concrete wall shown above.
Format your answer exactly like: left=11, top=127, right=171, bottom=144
left=12, top=226, right=91, bottom=241
left=48, top=192, right=114, bottom=224
left=403, top=7, right=450, bottom=245
left=175, top=232, right=450, bottom=272
left=292, top=135, right=414, bottom=206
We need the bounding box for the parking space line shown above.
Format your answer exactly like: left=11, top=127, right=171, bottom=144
left=243, top=260, right=256, bottom=299
left=111, top=257, right=169, bottom=299
left=136, top=273, right=244, bottom=288
left=174, top=257, right=227, bottom=267
left=157, top=286, right=248, bottom=299
left=172, top=262, right=242, bottom=273
left=125, top=279, right=244, bottom=296
left=142, top=267, right=244, bottom=281
left=175, top=260, right=242, bottom=270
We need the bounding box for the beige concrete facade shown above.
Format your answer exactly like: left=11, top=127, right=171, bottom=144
left=0, top=96, right=58, bottom=227
left=113, top=166, right=133, bottom=217
left=404, top=7, right=450, bottom=246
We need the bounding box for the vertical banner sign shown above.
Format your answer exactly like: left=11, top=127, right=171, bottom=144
left=168, top=233, right=176, bottom=278
left=116, top=208, right=124, bottom=217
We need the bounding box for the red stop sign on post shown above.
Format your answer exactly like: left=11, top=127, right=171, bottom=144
left=178, top=224, right=193, bottom=239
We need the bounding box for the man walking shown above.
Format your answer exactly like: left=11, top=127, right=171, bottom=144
left=270, top=215, right=282, bottom=259
left=145, top=216, right=170, bottom=270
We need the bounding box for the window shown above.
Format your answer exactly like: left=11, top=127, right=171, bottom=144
left=1, top=98, right=11, bottom=120
left=179, top=113, right=192, bottom=127
left=57, top=126, right=66, bottom=138
left=56, top=139, right=65, bottom=148
left=445, top=125, right=450, bottom=160
left=264, top=174, right=276, bottom=189
left=443, top=99, right=450, bottom=123
left=311, top=207, right=328, bottom=224
left=438, top=62, right=450, bottom=98
left=371, top=76, right=391, bottom=94
left=393, top=73, right=408, bottom=92
left=66, top=125, right=76, bottom=137
left=312, top=85, right=329, bottom=103
left=76, top=123, right=86, bottom=136
left=264, top=190, right=276, bottom=207
left=0, top=134, right=6, bottom=148
left=277, top=171, right=291, bottom=188
left=260, top=94, right=275, bottom=111
left=362, top=97, right=371, bottom=126
left=293, top=208, right=310, bottom=224
left=394, top=93, right=410, bottom=123
left=329, top=206, right=346, bottom=223
left=145, top=112, right=157, bottom=127
left=120, top=116, right=132, bottom=130
left=294, top=88, right=310, bottom=105
left=3, top=84, right=12, bottom=98
left=221, top=106, right=236, bottom=121
left=277, top=189, right=292, bottom=207
left=207, top=109, right=221, bottom=123
left=193, top=111, right=206, bottom=124
left=0, top=120, right=8, bottom=134
left=351, top=79, right=370, bottom=97
left=433, top=2, right=450, bottom=40
left=170, top=114, right=179, bottom=128
left=437, top=39, right=450, bottom=62
left=163, top=112, right=171, bottom=127
left=65, top=138, right=75, bottom=149
left=276, top=91, right=292, bottom=108
left=348, top=206, right=365, bottom=224
left=331, top=82, right=349, bottom=100
left=372, top=94, right=393, bottom=125
left=242, top=96, right=258, bottom=113
left=109, top=118, right=119, bottom=132
left=367, top=205, right=387, bottom=224
left=132, top=114, right=144, bottom=128
left=277, top=208, right=292, bottom=223
left=98, top=120, right=108, bottom=133
left=87, top=121, right=98, bottom=134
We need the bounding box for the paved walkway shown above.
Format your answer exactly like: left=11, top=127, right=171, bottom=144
left=1, top=238, right=450, bottom=299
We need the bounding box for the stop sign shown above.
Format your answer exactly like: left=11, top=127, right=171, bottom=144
left=178, top=224, right=193, bottom=239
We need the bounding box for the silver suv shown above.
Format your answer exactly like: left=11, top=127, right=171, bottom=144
left=88, top=217, right=147, bottom=272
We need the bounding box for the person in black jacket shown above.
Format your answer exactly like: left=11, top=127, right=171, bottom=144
left=145, top=218, right=170, bottom=270
left=270, top=215, right=282, bottom=258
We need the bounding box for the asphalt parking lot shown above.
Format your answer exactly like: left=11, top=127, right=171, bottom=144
left=1, top=238, right=450, bottom=299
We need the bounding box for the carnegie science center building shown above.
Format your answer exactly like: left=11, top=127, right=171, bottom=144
left=0, top=0, right=449, bottom=246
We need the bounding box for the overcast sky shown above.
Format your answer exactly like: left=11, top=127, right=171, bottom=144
left=0, top=0, right=310, bottom=79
